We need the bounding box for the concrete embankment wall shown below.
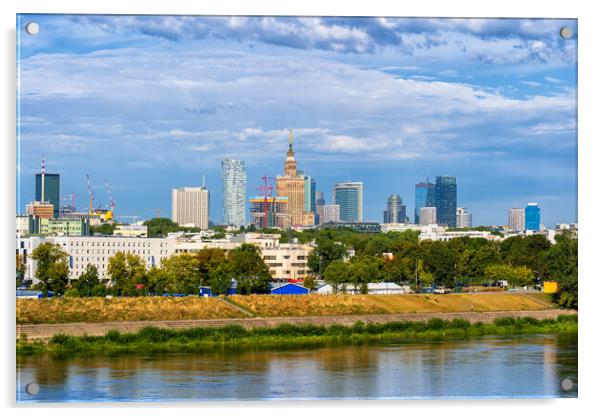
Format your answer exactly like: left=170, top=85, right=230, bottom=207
left=17, top=309, right=576, bottom=341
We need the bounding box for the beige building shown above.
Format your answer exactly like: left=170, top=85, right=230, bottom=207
left=171, top=186, right=210, bottom=229
left=317, top=204, right=340, bottom=224
left=276, top=129, right=315, bottom=227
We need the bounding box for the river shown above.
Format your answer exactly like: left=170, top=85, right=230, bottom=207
left=17, top=333, right=577, bottom=402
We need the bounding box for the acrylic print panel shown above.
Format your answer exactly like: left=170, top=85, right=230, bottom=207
left=16, top=15, right=578, bottom=403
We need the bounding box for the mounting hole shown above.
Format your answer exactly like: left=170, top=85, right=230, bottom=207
left=559, top=26, right=572, bottom=39
left=25, top=382, right=39, bottom=395
left=560, top=378, right=574, bottom=391
left=25, top=22, right=39, bottom=35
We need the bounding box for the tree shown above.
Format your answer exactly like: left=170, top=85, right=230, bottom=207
left=147, top=266, right=174, bottom=295
left=30, top=242, right=70, bottom=295
left=209, top=263, right=235, bottom=295
left=143, top=218, right=200, bottom=238
left=73, top=264, right=101, bottom=297
left=349, top=257, right=380, bottom=293
left=484, top=264, right=534, bottom=288
left=90, top=223, right=116, bottom=236
left=107, top=252, right=147, bottom=296
left=307, top=232, right=347, bottom=276
left=416, top=259, right=434, bottom=288
left=161, top=253, right=201, bottom=294
left=323, top=260, right=350, bottom=293
left=16, top=253, right=27, bottom=288
left=423, top=241, right=458, bottom=287
left=501, top=235, right=550, bottom=279
left=229, top=244, right=272, bottom=294
left=197, top=248, right=227, bottom=286
left=545, top=231, right=578, bottom=309
left=303, top=274, right=317, bottom=290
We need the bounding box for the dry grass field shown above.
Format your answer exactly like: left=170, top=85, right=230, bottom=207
left=16, top=297, right=245, bottom=324
left=17, top=292, right=555, bottom=324
left=231, top=292, right=554, bottom=317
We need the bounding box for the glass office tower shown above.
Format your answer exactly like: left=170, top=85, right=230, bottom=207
left=334, top=182, right=363, bottom=222
left=35, top=173, right=60, bottom=218
left=435, top=176, right=457, bottom=227
left=414, top=181, right=434, bottom=224
left=221, top=159, right=246, bottom=227
left=525, top=202, right=541, bottom=231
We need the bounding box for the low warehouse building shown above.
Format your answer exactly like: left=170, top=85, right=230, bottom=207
left=270, top=282, right=309, bottom=295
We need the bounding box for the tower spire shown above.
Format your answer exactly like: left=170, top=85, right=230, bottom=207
left=288, top=128, right=293, bottom=152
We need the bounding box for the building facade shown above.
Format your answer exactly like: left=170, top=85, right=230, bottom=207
left=28, top=216, right=90, bottom=236
left=420, top=207, right=437, bottom=225
left=26, top=201, right=54, bottom=219
left=435, top=176, right=457, bottom=227
left=317, top=204, right=340, bottom=224
left=508, top=208, right=526, bottom=231
left=303, top=175, right=316, bottom=214
left=221, top=159, right=246, bottom=227
left=35, top=172, right=60, bottom=218
left=383, top=194, right=405, bottom=224
left=334, top=182, right=363, bottom=222
left=414, top=181, right=435, bottom=224
left=456, top=207, right=472, bottom=228
left=249, top=196, right=289, bottom=229
left=276, top=129, right=314, bottom=227
left=525, top=202, right=541, bottom=231
left=171, top=186, right=210, bottom=229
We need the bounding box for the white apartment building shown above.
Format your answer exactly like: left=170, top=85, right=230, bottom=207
left=420, top=207, right=437, bottom=225
left=171, top=186, right=210, bottom=229
left=456, top=207, right=472, bottom=228
left=18, top=236, right=176, bottom=283
left=419, top=229, right=501, bottom=242
left=262, top=243, right=312, bottom=281
left=508, top=208, right=525, bottom=231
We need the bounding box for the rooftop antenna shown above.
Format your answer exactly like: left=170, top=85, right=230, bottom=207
left=41, top=157, right=45, bottom=203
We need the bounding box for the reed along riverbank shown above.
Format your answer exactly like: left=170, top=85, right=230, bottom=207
left=17, top=315, right=577, bottom=356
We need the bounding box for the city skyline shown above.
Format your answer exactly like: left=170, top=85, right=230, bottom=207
left=17, top=16, right=577, bottom=226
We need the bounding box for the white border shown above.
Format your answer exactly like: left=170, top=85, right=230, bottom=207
left=2, top=1, right=599, bottom=415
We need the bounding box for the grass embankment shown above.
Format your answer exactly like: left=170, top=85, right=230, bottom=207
left=17, top=293, right=555, bottom=324
left=17, top=315, right=577, bottom=355
left=231, top=293, right=554, bottom=317
left=17, top=297, right=245, bottom=324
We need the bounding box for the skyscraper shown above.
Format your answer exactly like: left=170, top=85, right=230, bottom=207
left=334, top=182, right=363, bottom=222
left=171, top=186, right=210, bottom=229
left=456, top=207, right=472, bottom=228
left=414, top=181, right=434, bottom=224
left=303, top=175, right=316, bottom=214
left=435, top=176, right=457, bottom=227
left=276, top=129, right=314, bottom=227
left=525, top=202, right=541, bottom=231
left=383, top=194, right=405, bottom=224
left=221, top=159, right=246, bottom=227
left=35, top=165, right=60, bottom=219
left=508, top=208, right=525, bottom=231
left=420, top=207, right=437, bottom=225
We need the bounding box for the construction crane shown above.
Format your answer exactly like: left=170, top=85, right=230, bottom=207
left=86, top=174, right=95, bottom=215
left=257, top=175, right=275, bottom=229
left=104, top=178, right=116, bottom=221
left=146, top=208, right=162, bottom=219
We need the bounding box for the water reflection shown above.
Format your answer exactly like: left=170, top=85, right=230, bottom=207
left=17, top=333, right=577, bottom=403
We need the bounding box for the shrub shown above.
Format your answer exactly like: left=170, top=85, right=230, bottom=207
left=426, top=318, right=446, bottom=330
left=493, top=317, right=516, bottom=326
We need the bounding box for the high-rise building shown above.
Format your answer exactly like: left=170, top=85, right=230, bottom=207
left=249, top=196, right=289, bottom=229
left=303, top=175, right=316, bottom=214
left=334, top=182, right=363, bottom=223
left=317, top=204, right=340, bottom=224
left=383, top=194, right=406, bottom=224
left=420, top=207, right=437, bottom=225
left=508, top=208, right=525, bottom=231
left=414, top=181, right=435, bottom=224
left=171, top=186, right=210, bottom=229
left=315, top=191, right=325, bottom=207
left=35, top=160, right=60, bottom=218
left=435, top=176, right=457, bottom=227
left=456, top=207, right=472, bottom=228
left=276, top=129, right=314, bottom=227
left=221, top=159, right=246, bottom=227
left=26, top=201, right=54, bottom=219
left=525, top=202, right=541, bottom=231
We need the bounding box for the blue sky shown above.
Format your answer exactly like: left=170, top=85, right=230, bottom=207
left=16, top=15, right=577, bottom=226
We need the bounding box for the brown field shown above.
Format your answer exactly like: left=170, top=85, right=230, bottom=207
left=231, top=292, right=554, bottom=317
left=16, top=297, right=245, bottom=324
left=17, top=292, right=555, bottom=324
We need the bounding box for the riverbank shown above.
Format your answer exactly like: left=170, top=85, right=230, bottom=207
left=17, top=315, right=577, bottom=356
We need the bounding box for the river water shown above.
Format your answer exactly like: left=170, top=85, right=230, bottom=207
left=17, top=333, right=577, bottom=403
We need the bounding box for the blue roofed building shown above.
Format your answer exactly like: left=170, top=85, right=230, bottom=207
left=270, top=282, right=309, bottom=295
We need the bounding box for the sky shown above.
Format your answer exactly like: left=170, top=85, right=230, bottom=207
left=16, top=15, right=578, bottom=227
